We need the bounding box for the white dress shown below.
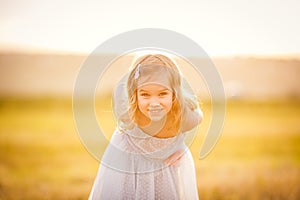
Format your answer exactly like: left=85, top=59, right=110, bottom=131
left=88, top=125, right=199, bottom=200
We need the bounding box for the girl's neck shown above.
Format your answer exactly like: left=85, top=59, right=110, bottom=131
left=137, top=114, right=179, bottom=138
left=139, top=117, right=166, bottom=137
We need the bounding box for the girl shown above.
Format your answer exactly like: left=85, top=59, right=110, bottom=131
left=89, top=54, right=203, bottom=200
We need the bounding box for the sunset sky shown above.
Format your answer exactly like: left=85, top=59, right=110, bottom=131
left=0, top=0, right=299, bottom=56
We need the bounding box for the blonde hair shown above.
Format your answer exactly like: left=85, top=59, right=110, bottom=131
left=127, top=54, right=187, bottom=132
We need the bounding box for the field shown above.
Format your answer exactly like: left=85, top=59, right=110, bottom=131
left=0, top=98, right=299, bottom=200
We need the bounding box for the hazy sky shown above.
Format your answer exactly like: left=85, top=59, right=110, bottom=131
left=0, top=0, right=299, bottom=56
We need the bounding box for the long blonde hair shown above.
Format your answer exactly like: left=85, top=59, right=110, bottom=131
left=127, top=54, right=186, bottom=132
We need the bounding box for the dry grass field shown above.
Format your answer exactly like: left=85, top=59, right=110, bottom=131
left=0, top=97, right=299, bottom=199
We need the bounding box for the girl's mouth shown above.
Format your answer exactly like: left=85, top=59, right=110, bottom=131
left=148, top=108, right=164, bottom=113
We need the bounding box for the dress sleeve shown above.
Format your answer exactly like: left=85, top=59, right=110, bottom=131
left=179, top=77, right=203, bottom=133
left=112, top=74, right=133, bottom=130
left=180, top=98, right=203, bottom=133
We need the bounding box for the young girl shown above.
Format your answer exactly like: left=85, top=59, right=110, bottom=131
left=89, top=54, right=203, bottom=200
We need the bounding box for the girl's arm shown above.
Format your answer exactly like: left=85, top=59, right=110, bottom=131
left=180, top=98, right=203, bottom=133
left=113, top=81, right=132, bottom=129
left=164, top=149, right=185, bottom=166
left=163, top=99, right=203, bottom=166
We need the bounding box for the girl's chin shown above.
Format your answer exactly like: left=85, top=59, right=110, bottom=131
left=149, top=115, right=165, bottom=121
left=148, top=113, right=166, bottom=122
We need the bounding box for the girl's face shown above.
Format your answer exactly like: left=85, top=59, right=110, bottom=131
left=137, top=84, right=173, bottom=121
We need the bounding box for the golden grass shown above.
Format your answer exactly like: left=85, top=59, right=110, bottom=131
left=0, top=98, right=299, bottom=199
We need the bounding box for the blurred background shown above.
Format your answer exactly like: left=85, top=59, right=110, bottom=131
left=0, top=0, right=300, bottom=199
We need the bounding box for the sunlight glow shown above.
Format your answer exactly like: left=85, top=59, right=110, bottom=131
left=0, top=0, right=299, bottom=56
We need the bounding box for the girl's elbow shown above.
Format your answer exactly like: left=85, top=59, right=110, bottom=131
left=195, top=108, right=203, bottom=125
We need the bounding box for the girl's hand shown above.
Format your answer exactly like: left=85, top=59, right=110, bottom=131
left=164, top=149, right=185, bottom=166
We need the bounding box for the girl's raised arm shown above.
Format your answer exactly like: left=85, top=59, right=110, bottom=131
left=180, top=98, right=203, bottom=133
left=113, top=79, right=132, bottom=130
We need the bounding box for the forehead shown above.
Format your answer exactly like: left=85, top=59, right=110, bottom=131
left=137, top=84, right=171, bottom=92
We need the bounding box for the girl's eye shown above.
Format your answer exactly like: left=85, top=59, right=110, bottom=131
left=159, top=92, right=168, bottom=96
left=140, top=93, right=150, bottom=97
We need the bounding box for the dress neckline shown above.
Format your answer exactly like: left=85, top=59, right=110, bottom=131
left=126, top=125, right=183, bottom=140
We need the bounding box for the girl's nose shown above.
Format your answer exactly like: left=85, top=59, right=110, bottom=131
left=149, top=99, right=160, bottom=107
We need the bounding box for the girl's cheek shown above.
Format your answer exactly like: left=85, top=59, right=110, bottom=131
left=163, top=96, right=173, bottom=104
left=139, top=99, right=149, bottom=107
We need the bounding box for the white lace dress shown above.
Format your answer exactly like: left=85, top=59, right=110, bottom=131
left=88, top=125, right=199, bottom=200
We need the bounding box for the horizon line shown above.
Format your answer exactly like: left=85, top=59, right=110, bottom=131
left=0, top=47, right=300, bottom=59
